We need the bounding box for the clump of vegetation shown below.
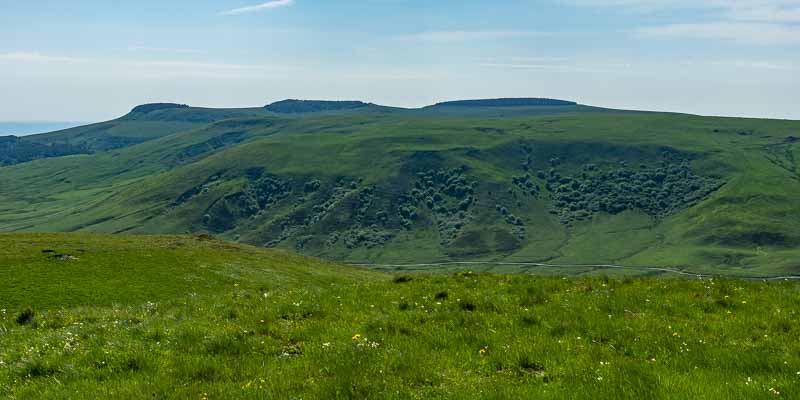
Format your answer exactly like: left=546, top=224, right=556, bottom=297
left=342, top=226, right=393, bottom=249
left=264, top=177, right=373, bottom=249
left=406, top=166, right=477, bottom=244
left=544, top=153, right=724, bottom=224
left=392, top=276, right=413, bottom=283
left=495, top=204, right=526, bottom=239
left=203, top=173, right=291, bottom=232
left=397, top=195, right=419, bottom=229
left=323, top=186, right=395, bottom=249
left=511, top=174, right=541, bottom=198
left=353, top=186, right=376, bottom=222
left=306, top=177, right=361, bottom=226
left=304, top=179, right=321, bottom=193
left=15, top=307, right=35, bottom=325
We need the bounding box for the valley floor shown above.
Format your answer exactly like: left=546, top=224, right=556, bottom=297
left=1, top=234, right=798, bottom=399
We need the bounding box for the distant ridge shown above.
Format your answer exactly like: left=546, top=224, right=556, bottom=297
left=430, top=98, right=578, bottom=108
left=130, top=103, right=190, bottom=114
left=265, top=100, right=371, bottom=114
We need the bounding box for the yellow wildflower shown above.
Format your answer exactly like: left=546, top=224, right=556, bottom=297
left=352, top=334, right=362, bottom=341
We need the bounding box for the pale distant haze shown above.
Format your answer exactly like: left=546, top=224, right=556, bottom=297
left=0, top=121, right=86, bottom=136
left=1, top=0, right=798, bottom=121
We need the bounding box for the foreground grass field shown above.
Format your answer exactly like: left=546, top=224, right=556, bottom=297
left=1, top=234, right=799, bottom=399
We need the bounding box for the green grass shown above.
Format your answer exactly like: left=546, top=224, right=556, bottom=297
left=1, top=233, right=799, bottom=398
left=0, top=233, right=373, bottom=310
left=1, top=104, right=799, bottom=276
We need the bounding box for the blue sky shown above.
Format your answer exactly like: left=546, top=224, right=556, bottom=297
left=1, top=0, right=799, bottom=121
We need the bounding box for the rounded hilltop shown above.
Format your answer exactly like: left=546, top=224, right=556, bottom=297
left=428, top=98, right=578, bottom=108
left=265, top=99, right=372, bottom=113
left=129, top=103, right=190, bottom=114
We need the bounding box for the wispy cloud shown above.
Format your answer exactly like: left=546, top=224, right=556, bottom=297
left=395, top=30, right=552, bottom=43
left=564, top=0, right=800, bottom=22
left=638, top=22, right=800, bottom=45
left=510, top=56, right=570, bottom=63
left=479, top=62, right=600, bottom=73
left=724, top=1, right=800, bottom=22
left=479, top=58, right=632, bottom=73
left=711, top=59, right=798, bottom=70
left=480, top=56, right=798, bottom=75
left=0, top=52, right=85, bottom=63
left=128, top=45, right=206, bottom=55
left=220, top=0, right=294, bottom=16
left=564, top=0, right=800, bottom=45
left=0, top=51, right=290, bottom=80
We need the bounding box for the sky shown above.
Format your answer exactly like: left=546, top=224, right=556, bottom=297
left=1, top=0, right=799, bottom=121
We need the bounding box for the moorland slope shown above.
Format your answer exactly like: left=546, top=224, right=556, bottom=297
left=1, top=99, right=798, bottom=276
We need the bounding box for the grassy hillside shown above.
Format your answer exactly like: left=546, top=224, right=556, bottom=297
left=1, top=233, right=798, bottom=399
left=0, top=233, right=373, bottom=310
left=0, top=104, right=272, bottom=166
left=0, top=100, right=799, bottom=276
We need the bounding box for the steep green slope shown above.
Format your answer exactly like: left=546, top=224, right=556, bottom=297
left=1, top=233, right=799, bottom=399
left=0, top=104, right=271, bottom=166
left=1, top=101, right=798, bottom=276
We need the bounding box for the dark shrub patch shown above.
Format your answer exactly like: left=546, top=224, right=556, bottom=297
left=185, top=362, right=223, bottom=382
left=21, top=360, right=58, bottom=378
left=16, top=307, right=35, bottom=325
left=225, top=309, right=239, bottom=320
left=518, top=356, right=546, bottom=375
left=393, top=276, right=413, bottom=284
left=120, top=355, right=149, bottom=372
left=776, top=320, right=792, bottom=333
left=205, top=333, right=249, bottom=356
left=521, top=315, right=542, bottom=326
left=460, top=302, right=476, bottom=312
left=435, top=291, right=449, bottom=300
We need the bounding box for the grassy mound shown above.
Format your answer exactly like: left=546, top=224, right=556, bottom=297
left=1, top=234, right=798, bottom=398
left=0, top=233, right=374, bottom=310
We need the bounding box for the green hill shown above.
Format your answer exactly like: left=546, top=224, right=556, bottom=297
left=0, top=99, right=799, bottom=277
left=0, top=104, right=271, bottom=166
left=429, top=98, right=578, bottom=107
left=1, top=233, right=798, bottom=399
left=265, top=99, right=374, bottom=113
